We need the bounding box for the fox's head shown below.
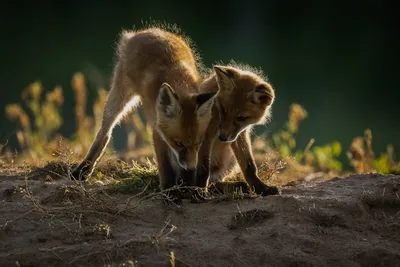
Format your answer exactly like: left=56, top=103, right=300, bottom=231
left=156, top=83, right=217, bottom=170
left=213, top=65, right=275, bottom=143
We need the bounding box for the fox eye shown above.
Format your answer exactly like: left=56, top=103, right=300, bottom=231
left=175, top=141, right=185, bottom=148
left=237, top=116, right=248, bottom=122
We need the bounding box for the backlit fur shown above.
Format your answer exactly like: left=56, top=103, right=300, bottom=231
left=211, top=63, right=274, bottom=142
left=196, top=63, right=278, bottom=196
left=72, top=26, right=216, bottom=192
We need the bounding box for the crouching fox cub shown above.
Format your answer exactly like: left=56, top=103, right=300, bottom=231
left=196, top=64, right=279, bottom=196
left=71, top=27, right=217, bottom=200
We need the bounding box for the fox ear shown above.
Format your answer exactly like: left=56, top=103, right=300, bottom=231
left=157, top=83, right=181, bottom=118
left=252, top=84, right=275, bottom=106
left=196, top=91, right=218, bottom=117
left=213, top=65, right=237, bottom=92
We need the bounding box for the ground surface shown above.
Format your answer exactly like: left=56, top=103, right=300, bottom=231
left=1, top=164, right=400, bottom=267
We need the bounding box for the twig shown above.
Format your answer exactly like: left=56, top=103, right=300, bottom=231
left=0, top=209, right=34, bottom=228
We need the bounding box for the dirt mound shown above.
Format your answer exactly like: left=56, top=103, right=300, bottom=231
left=1, top=167, right=399, bottom=267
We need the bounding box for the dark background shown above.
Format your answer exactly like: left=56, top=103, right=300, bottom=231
left=1, top=0, right=398, bottom=167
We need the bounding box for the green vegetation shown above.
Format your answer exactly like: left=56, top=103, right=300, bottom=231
left=3, top=72, right=152, bottom=165
left=270, top=103, right=343, bottom=172
left=109, top=160, right=159, bottom=194
left=1, top=72, right=399, bottom=192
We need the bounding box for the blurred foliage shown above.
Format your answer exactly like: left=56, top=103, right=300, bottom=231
left=1, top=73, right=399, bottom=178
left=271, top=103, right=342, bottom=172
left=264, top=103, right=399, bottom=175
left=3, top=72, right=151, bottom=165
left=347, top=129, right=400, bottom=175
left=5, top=81, right=64, bottom=162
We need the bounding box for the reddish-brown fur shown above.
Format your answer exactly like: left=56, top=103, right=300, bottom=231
left=195, top=64, right=279, bottom=196
left=71, top=27, right=217, bottom=199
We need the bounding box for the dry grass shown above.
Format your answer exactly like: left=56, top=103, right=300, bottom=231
left=1, top=72, right=400, bottom=194
left=3, top=72, right=151, bottom=166
left=227, top=207, right=274, bottom=230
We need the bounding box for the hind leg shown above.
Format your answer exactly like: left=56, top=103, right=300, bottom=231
left=71, top=64, right=139, bottom=180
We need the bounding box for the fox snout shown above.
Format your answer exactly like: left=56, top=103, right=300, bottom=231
left=177, top=148, right=198, bottom=170
left=218, top=134, right=237, bottom=143
left=218, top=135, right=228, bottom=142
left=218, top=124, right=239, bottom=143
left=218, top=120, right=241, bottom=143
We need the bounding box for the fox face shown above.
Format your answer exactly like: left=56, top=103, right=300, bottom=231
left=213, top=65, right=275, bottom=142
left=156, top=83, right=217, bottom=170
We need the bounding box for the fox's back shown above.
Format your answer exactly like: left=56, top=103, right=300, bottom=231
left=118, top=28, right=200, bottom=94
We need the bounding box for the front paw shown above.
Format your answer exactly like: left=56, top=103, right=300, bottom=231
left=254, top=183, right=280, bottom=196
left=190, top=187, right=211, bottom=203
left=163, top=188, right=183, bottom=206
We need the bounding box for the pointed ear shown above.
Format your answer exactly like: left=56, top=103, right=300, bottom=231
left=196, top=91, right=218, bottom=117
left=213, top=65, right=238, bottom=92
left=252, top=84, right=275, bottom=106
left=157, top=83, right=181, bottom=118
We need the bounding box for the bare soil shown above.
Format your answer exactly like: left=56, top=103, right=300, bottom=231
left=1, top=164, right=399, bottom=267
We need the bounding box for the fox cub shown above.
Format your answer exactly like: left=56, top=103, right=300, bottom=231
left=196, top=64, right=279, bottom=196
left=71, top=27, right=217, bottom=199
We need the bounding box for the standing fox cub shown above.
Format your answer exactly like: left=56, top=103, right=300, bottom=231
left=71, top=27, right=217, bottom=197
left=196, top=64, right=279, bottom=196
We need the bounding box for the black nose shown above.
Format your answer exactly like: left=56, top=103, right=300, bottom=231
left=219, top=135, right=228, bottom=141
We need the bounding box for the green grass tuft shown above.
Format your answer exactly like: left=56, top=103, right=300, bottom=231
left=110, top=160, right=159, bottom=194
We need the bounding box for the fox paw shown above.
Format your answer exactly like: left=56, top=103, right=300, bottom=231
left=163, top=189, right=183, bottom=206
left=254, top=184, right=280, bottom=197
left=190, top=187, right=211, bottom=203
